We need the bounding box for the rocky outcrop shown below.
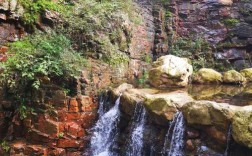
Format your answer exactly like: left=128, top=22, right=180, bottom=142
left=112, top=83, right=252, bottom=149
left=149, top=55, right=193, bottom=87
left=154, top=0, right=252, bottom=70
left=223, top=70, right=247, bottom=84
left=240, top=68, right=252, bottom=82
left=0, top=86, right=97, bottom=155
left=232, top=106, right=252, bottom=148
left=192, top=68, right=223, bottom=84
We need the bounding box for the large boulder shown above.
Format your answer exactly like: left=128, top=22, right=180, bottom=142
left=144, top=91, right=194, bottom=125
left=232, top=106, right=252, bottom=148
left=240, top=68, right=252, bottom=82
left=149, top=55, right=193, bottom=88
left=192, top=68, right=222, bottom=84
left=181, top=101, right=237, bottom=130
left=223, top=70, right=247, bottom=84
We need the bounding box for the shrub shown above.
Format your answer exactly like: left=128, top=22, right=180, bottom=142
left=0, top=31, right=86, bottom=106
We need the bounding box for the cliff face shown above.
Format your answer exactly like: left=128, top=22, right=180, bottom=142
left=152, top=0, right=252, bottom=70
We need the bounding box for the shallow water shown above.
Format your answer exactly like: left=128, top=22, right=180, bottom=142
left=188, top=83, right=252, bottom=106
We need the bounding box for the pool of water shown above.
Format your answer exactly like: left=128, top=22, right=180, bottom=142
left=141, top=83, right=252, bottom=106
left=188, top=83, right=252, bottom=106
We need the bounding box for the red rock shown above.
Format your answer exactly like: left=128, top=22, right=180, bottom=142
left=69, top=106, right=80, bottom=113
left=48, top=148, right=66, bottom=156
left=66, top=151, right=82, bottom=156
left=65, top=113, right=80, bottom=121
left=26, top=129, right=56, bottom=147
left=69, top=98, right=78, bottom=107
left=57, top=138, right=80, bottom=148
left=24, top=145, right=48, bottom=155
left=186, top=139, right=195, bottom=151
left=0, top=46, right=8, bottom=53
left=10, top=140, right=26, bottom=155
left=37, top=115, right=59, bottom=137
left=204, top=126, right=226, bottom=145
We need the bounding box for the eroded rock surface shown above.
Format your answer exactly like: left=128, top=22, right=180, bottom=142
left=149, top=55, right=193, bottom=88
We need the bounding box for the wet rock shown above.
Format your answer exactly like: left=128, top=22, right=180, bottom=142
left=181, top=101, right=237, bottom=130
left=187, top=128, right=200, bottom=139
left=240, top=68, right=252, bottom=82
left=235, top=24, right=252, bottom=38
left=223, top=70, right=247, bottom=84
left=232, top=106, right=252, bottom=148
left=149, top=55, right=193, bottom=88
left=186, top=139, right=195, bottom=151
left=192, top=68, right=222, bottom=84
left=204, top=126, right=226, bottom=145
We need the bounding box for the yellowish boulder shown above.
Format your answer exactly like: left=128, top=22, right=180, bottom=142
left=223, top=70, right=246, bottom=84
left=181, top=101, right=237, bottom=129
left=149, top=55, right=193, bottom=88
left=240, top=68, right=252, bottom=82
left=232, top=106, right=252, bottom=148
left=192, top=68, right=222, bottom=84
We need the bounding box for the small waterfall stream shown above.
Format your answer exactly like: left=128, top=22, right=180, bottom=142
left=162, top=112, right=186, bottom=156
left=126, top=103, right=147, bottom=156
left=162, top=114, right=177, bottom=155
left=224, top=125, right=232, bottom=156
left=169, top=112, right=186, bottom=156
left=90, top=95, right=121, bottom=156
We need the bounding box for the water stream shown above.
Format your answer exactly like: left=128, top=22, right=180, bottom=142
left=126, top=103, right=147, bottom=156
left=90, top=95, right=121, bottom=156
left=168, top=112, right=186, bottom=156
left=162, top=114, right=177, bottom=155
left=224, top=125, right=232, bottom=156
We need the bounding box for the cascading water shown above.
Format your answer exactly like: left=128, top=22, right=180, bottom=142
left=126, top=103, right=147, bottom=156
left=224, top=125, right=232, bottom=156
left=162, top=112, right=186, bottom=156
left=168, top=112, right=186, bottom=156
left=162, top=113, right=177, bottom=155
left=90, top=95, right=121, bottom=156
left=97, top=91, right=110, bottom=118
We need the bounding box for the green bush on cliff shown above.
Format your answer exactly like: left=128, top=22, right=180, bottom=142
left=57, top=0, right=138, bottom=66
left=170, top=37, right=213, bottom=71
left=19, top=0, right=71, bottom=25
left=0, top=31, right=86, bottom=103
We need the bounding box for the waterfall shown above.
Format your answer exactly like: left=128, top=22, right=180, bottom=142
left=97, top=91, right=110, bottom=118
left=162, top=112, right=186, bottom=156
left=162, top=113, right=177, bottom=155
left=168, top=112, right=186, bottom=156
left=126, top=103, right=147, bottom=156
left=224, top=125, right=232, bottom=156
left=90, top=95, right=121, bottom=156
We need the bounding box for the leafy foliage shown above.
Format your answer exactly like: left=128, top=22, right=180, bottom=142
left=19, top=0, right=70, bottom=25
left=57, top=0, right=138, bottom=66
left=170, top=36, right=213, bottom=71
left=0, top=31, right=86, bottom=106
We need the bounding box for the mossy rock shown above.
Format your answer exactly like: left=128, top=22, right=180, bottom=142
left=232, top=106, right=252, bottom=148
left=182, top=101, right=237, bottom=130
left=192, top=68, right=222, bottom=84
left=240, top=68, right=252, bottom=82
left=223, top=70, right=246, bottom=84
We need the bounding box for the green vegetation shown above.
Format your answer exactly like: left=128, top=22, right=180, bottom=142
left=222, top=18, right=240, bottom=27
left=0, top=31, right=86, bottom=119
left=170, top=36, right=213, bottom=71
left=0, top=141, right=10, bottom=153
left=58, top=132, right=64, bottom=138
left=19, top=0, right=71, bottom=25
left=57, top=0, right=139, bottom=66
